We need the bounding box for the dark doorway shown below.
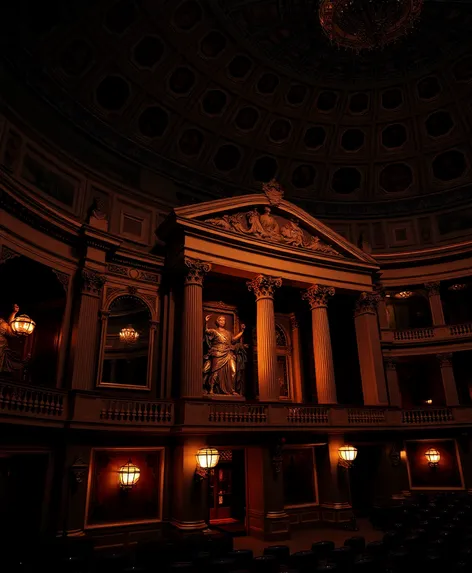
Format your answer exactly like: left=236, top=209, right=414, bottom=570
left=209, top=449, right=246, bottom=535
left=0, top=453, right=50, bottom=541
left=349, top=445, right=382, bottom=517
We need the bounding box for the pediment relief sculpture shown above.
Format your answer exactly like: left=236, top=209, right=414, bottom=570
left=204, top=207, right=340, bottom=256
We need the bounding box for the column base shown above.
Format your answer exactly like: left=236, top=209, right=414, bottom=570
left=320, top=503, right=357, bottom=530
left=248, top=510, right=291, bottom=541
left=170, top=519, right=208, bottom=534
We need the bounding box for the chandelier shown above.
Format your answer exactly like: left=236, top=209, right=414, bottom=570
left=119, top=325, right=139, bottom=344
left=319, top=0, right=423, bottom=51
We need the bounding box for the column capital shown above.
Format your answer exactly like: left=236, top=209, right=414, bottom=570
left=354, top=291, right=381, bottom=317
left=184, top=257, right=211, bottom=286
left=247, top=274, right=282, bottom=300
left=302, top=284, right=335, bottom=310
left=81, top=269, right=106, bottom=296
left=384, top=358, right=397, bottom=371
left=425, top=281, right=441, bottom=296
left=437, top=352, right=453, bottom=367
left=289, top=314, right=299, bottom=330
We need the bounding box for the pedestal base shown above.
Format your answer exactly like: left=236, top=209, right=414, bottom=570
left=320, top=503, right=357, bottom=530
left=248, top=510, right=291, bottom=541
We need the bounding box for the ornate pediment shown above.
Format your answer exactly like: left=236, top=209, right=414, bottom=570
left=204, top=206, right=340, bottom=256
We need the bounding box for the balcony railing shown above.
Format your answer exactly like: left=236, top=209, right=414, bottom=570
left=401, top=408, right=454, bottom=424
left=0, top=380, right=66, bottom=420
left=383, top=322, right=472, bottom=345
left=100, top=399, right=173, bottom=425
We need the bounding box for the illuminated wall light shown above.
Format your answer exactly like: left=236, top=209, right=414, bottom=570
left=394, top=291, right=414, bottom=299
left=425, top=447, right=440, bottom=468
left=119, top=325, right=139, bottom=344
left=448, top=283, right=467, bottom=291
left=425, top=399, right=433, bottom=405
left=10, top=314, right=36, bottom=336
left=338, top=445, right=358, bottom=468
left=118, top=459, right=141, bottom=489
left=195, top=447, right=220, bottom=482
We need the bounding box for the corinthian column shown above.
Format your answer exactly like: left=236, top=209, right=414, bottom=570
left=302, top=285, right=337, bottom=404
left=247, top=275, right=282, bottom=402
left=425, top=282, right=445, bottom=325
left=181, top=258, right=211, bottom=398
left=354, top=292, right=389, bottom=405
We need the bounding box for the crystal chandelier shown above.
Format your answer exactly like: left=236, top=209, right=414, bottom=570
left=319, top=0, right=423, bottom=51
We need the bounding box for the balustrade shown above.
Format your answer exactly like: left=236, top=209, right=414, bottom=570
left=386, top=322, right=472, bottom=344
left=287, top=406, right=329, bottom=425
left=348, top=408, right=386, bottom=424
left=393, top=328, right=435, bottom=341
left=208, top=403, right=267, bottom=424
left=100, top=399, right=173, bottom=424
left=401, top=408, right=454, bottom=424
left=0, top=380, right=65, bottom=418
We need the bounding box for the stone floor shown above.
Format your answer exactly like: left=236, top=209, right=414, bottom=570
left=233, top=519, right=383, bottom=556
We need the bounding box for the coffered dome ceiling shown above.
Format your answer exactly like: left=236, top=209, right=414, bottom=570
left=3, top=0, right=472, bottom=218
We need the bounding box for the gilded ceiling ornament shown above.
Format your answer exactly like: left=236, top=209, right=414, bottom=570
left=354, top=291, right=381, bottom=317
left=205, top=208, right=339, bottom=255
left=184, top=257, right=211, bottom=286
left=262, top=178, right=284, bottom=206
left=247, top=274, right=282, bottom=300
left=302, top=284, right=335, bottom=310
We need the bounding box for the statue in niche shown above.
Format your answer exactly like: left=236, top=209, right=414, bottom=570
left=0, top=304, right=23, bottom=373
left=203, top=314, right=247, bottom=395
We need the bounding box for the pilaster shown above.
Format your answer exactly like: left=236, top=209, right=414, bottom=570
left=425, top=282, right=445, bottom=326
left=289, top=315, right=303, bottom=403
left=437, top=353, right=459, bottom=406
left=384, top=359, right=402, bottom=407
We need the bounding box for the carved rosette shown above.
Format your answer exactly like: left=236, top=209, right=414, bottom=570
left=81, top=269, right=106, bottom=296
left=184, top=258, right=211, bottom=286
left=425, top=282, right=441, bottom=296
left=302, top=284, right=335, bottom=310
left=354, top=292, right=381, bottom=317
left=247, top=274, right=282, bottom=300
left=437, top=353, right=453, bottom=368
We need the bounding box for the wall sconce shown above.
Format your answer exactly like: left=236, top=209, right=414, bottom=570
left=119, top=325, right=139, bottom=344
left=118, top=459, right=141, bottom=489
left=10, top=314, right=36, bottom=336
left=425, top=399, right=433, bottom=405
left=425, top=448, right=440, bottom=468
left=195, top=447, right=219, bottom=482
left=394, top=291, right=414, bottom=299
left=338, top=445, right=358, bottom=469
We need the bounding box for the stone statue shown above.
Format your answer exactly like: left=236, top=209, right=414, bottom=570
left=203, top=314, right=247, bottom=395
left=0, top=304, right=22, bottom=373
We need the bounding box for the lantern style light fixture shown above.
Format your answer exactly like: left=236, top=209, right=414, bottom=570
left=425, top=399, right=433, bottom=405
left=195, top=447, right=220, bottom=482
left=10, top=314, right=36, bottom=336
left=425, top=448, right=440, bottom=468
left=119, top=325, right=139, bottom=344
left=118, top=459, right=141, bottom=489
left=338, top=445, right=358, bottom=469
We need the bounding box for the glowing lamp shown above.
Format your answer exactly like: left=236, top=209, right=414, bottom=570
left=395, top=291, right=414, bottom=299
left=425, top=399, right=433, bottom=405
left=425, top=448, right=440, bottom=468
left=119, top=325, right=139, bottom=344
left=338, top=445, right=358, bottom=468
left=118, top=459, right=141, bottom=489
left=10, top=314, right=36, bottom=336
left=196, top=447, right=220, bottom=470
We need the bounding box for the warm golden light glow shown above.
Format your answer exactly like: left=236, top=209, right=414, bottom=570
left=119, top=325, right=139, bottom=344
left=394, top=291, right=414, bottom=299
left=338, top=445, right=358, bottom=463
left=449, top=283, right=467, bottom=291
left=118, top=460, right=141, bottom=489
left=196, top=447, right=220, bottom=470
left=425, top=447, right=440, bottom=467
left=10, top=314, right=36, bottom=336
left=425, top=399, right=433, bottom=405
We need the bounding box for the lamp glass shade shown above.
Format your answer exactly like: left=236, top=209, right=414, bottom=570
left=425, top=448, right=440, bottom=465
left=196, top=447, right=220, bottom=469
left=10, top=314, right=36, bottom=336
left=118, top=460, right=141, bottom=488
left=338, top=445, right=358, bottom=463
left=119, top=325, right=139, bottom=344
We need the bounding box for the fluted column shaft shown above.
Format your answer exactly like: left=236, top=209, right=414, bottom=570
left=303, top=285, right=337, bottom=404
left=437, top=353, right=459, bottom=406
left=290, top=315, right=303, bottom=403
left=385, top=359, right=402, bottom=407
left=248, top=275, right=282, bottom=402
left=181, top=258, right=211, bottom=398
left=425, top=282, right=445, bottom=325
left=71, top=269, right=106, bottom=390
left=354, top=292, right=389, bottom=405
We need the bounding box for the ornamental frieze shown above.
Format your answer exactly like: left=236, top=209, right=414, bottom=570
left=205, top=207, right=340, bottom=256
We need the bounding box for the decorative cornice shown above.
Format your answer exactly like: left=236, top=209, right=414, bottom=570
left=354, top=292, right=381, bottom=317
left=302, top=284, right=335, bottom=310
left=425, top=281, right=441, bottom=296
left=247, top=274, right=282, bottom=300
left=106, top=263, right=160, bottom=284
left=184, top=258, right=211, bottom=286
left=81, top=269, right=106, bottom=296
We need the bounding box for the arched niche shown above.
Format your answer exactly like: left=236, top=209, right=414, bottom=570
left=0, top=252, right=68, bottom=387
left=97, top=294, right=156, bottom=390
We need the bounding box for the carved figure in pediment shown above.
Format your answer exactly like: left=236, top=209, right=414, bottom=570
left=247, top=209, right=266, bottom=237
left=262, top=179, right=284, bottom=206
left=260, top=207, right=280, bottom=238
left=280, top=218, right=305, bottom=248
